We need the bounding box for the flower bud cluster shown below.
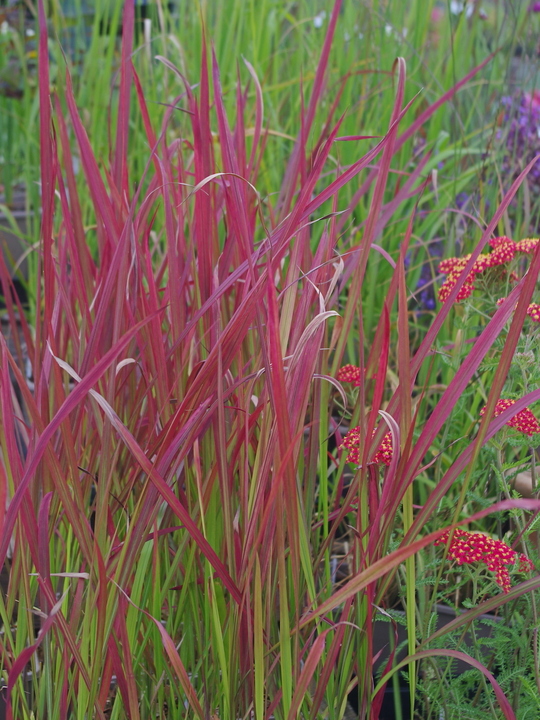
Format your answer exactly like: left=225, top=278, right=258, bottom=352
left=336, top=364, right=363, bottom=386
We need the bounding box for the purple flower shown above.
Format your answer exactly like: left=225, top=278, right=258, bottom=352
left=499, top=92, right=540, bottom=191
left=411, top=241, right=442, bottom=312
left=529, top=2, right=540, bottom=11
left=456, top=192, right=469, bottom=209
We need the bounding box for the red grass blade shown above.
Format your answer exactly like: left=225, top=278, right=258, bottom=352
left=113, top=0, right=134, bottom=199
left=277, top=0, right=343, bottom=218
left=37, top=0, right=56, bottom=322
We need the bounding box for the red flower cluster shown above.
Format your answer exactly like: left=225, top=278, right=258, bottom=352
left=490, top=238, right=516, bottom=265
left=435, top=528, right=534, bottom=593
left=527, top=303, right=540, bottom=322
left=337, top=364, right=363, bottom=386
left=438, top=237, right=515, bottom=303
left=438, top=271, right=475, bottom=303
left=480, top=398, right=540, bottom=436
left=495, top=298, right=540, bottom=322
left=341, top=426, right=393, bottom=466
left=373, top=433, right=393, bottom=465
left=515, top=237, right=540, bottom=253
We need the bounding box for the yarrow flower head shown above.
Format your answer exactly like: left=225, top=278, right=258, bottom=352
left=495, top=298, right=540, bottom=322
left=437, top=238, right=516, bottom=303
left=488, top=236, right=516, bottom=265
left=515, top=237, right=540, bottom=254
left=435, top=528, right=534, bottom=593
left=527, top=303, right=540, bottom=322
left=337, top=364, right=363, bottom=386
left=489, top=236, right=513, bottom=249
left=337, top=364, right=379, bottom=384
left=438, top=256, right=470, bottom=274
left=341, top=426, right=393, bottom=466
left=372, top=433, right=393, bottom=465
left=437, top=272, right=474, bottom=302
left=480, top=398, right=540, bottom=436
left=471, top=253, right=494, bottom=273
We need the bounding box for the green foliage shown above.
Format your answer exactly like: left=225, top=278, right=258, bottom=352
left=418, top=595, right=540, bottom=720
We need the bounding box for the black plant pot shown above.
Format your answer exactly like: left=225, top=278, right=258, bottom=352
left=347, top=682, right=411, bottom=720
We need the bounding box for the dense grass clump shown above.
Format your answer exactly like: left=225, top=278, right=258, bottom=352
left=2, top=2, right=540, bottom=719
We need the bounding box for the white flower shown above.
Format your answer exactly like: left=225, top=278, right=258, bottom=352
left=313, top=11, right=326, bottom=28
left=450, top=0, right=475, bottom=17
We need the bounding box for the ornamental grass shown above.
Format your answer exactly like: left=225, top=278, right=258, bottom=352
left=1, top=2, right=540, bottom=720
